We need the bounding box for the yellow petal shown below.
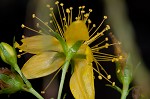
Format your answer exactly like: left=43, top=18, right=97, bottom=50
left=16, top=35, right=62, bottom=54
left=21, top=52, right=65, bottom=79
left=64, top=20, right=89, bottom=46
left=70, top=59, right=94, bottom=99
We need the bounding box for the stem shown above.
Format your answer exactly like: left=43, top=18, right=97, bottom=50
left=14, top=64, right=44, bottom=99
left=57, top=60, right=70, bottom=99
left=14, top=64, right=32, bottom=88
left=121, top=79, right=129, bottom=99
left=28, top=87, right=44, bottom=99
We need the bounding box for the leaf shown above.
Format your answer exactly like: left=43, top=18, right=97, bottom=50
left=70, top=59, right=94, bottom=99
left=15, top=35, right=62, bottom=54
left=21, top=52, right=65, bottom=79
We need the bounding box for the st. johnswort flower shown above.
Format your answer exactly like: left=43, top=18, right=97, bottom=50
left=15, top=1, right=122, bottom=99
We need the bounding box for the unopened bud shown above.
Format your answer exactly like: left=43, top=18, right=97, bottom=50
left=0, top=42, right=17, bottom=66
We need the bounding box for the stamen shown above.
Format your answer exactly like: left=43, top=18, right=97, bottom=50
left=41, top=66, right=62, bottom=94
left=32, top=14, right=55, bottom=33
left=21, top=24, right=41, bottom=34
left=93, top=68, right=113, bottom=84
left=89, top=16, right=108, bottom=39
left=84, top=25, right=110, bottom=45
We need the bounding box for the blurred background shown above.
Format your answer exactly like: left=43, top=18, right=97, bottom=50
left=0, top=0, right=150, bottom=99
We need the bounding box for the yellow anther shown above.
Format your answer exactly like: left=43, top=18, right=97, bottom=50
left=104, top=16, right=107, bottom=19
left=106, top=25, right=110, bottom=30
left=19, top=50, right=23, bottom=53
left=17, top=55, right=21, bottom=58
left=93, top=24, right=96, bottom=27
left=82, top=6, right=85, bottom=9
left=46, top=4, right=50, bottom=8
left=36, top=23, right=39, bottom=27
left=119, top=56, right=123, bottom=60
left=107, top=75, right=111, bottom=79
left=105, top=43, right=109, bottom=48
left=50, top=20, right=53, bottom=23
left=89, top=9, right=93, bottom=12
left=70, top=7, right=73, bottom=10
left=117, top=69, right=120, bottom=73
left=21, top=24, right=25, bottom=28
left=60, top=3, right=64, bottom=6
left=105, top=37, right=108, bottom=41
left=66, top=8, right=70, bottom=13
left=98, top=75, right=102, bottom=80
left=81, top=10, right=85, bottom=13
left=49, top=14, right=52, bottom=17
left=55, top=1, right=59, bottom=4
left=22, top=35, right=25, bottom=38
left=84, top=13, right=89, bottom=17
left=87, top=19, right=91, bottom=23
left=79, top=6, right=82, bottom=9
left=50, top=8, right=53, bottom=11
left=41, top=91, right=45, bottom=94
left=112, top=58, right=115, bottom=62
left=115, top=58, right=119, bottom=61
left=32, top=14, right=36, bottom=18
left=112, top=82, right=115, bottom=86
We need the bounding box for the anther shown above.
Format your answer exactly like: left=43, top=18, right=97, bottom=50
left=46, top=4, right=50, bottom=8
left=82, top=6, right=85, bottom=9
left=66, top=9, right=70, bottom=13
left=22, top=35, right=25, bottom=38
left=41, top=91, right=45, bottom=94
left=55, top=1, right=59, bottom=4
left=81, top=10, right=85, bottom=13
left=89, top=9, right=92, bottom=12
left=107, top=75, right=111, bottom=79
left=32, top=14, right=36, bottom=18
left=98, top=75, right=102, bottom=80
left=79, top=6, right=82, bottom=9
left=112, top=58, right=115, bottom=62
left=105, top=37, right=108, bottom=41
left=19, top=50, right=23, bottom=53
left=60, top=3, right=64, bottom=6
left=93, top=24, right=96, bottom=27
left=119, top=56, right=123, bottom=60
left=104, top=16, right=107, bottom=19
left=105, top=43, right=109, bottom=48
left=106, top=25, right=110, bottom=30
left=21, top=24, right=25, bottom=28
left=117, top=69, right=120, bottom=73
left=17, top=55, right=21, bottom=58
left=50, top=8, right=53, bottom=11
left=112, top=82, right=115, bottom=86
left=70, top=7, right=73, bottom=10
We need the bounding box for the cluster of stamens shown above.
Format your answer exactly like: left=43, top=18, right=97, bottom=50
left=17, top=1, right=124, bottom=90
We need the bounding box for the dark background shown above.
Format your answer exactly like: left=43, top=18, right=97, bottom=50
left=0, top=0, right=150, bottom=99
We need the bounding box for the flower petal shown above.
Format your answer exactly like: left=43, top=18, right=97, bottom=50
left=15, top=35, right=62, bottom=54
left=64, top=20, right=89, bottom=46
left=21, top=52, right=65, bottom=79
left=70, top=59, right=94, bottom=99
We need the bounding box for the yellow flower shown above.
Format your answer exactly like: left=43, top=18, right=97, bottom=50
left=15, top=1, right=122, bottom=99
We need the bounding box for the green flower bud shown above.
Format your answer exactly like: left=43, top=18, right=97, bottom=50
left=0, top=67, right=24, bottom=94
left=0, top=42, right=17, bottom=66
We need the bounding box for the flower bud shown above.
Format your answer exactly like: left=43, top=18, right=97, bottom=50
left=0, top=67, right=24, bottom=94
left=0, top=42, right=17, bottom=66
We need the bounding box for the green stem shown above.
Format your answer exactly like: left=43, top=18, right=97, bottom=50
left=57, top=60, right=70, bottom=99
left=28, top=87, right=44, bottom=99
left=14, top=64, right=44, bottom=99
left=14, top=64, right=32, bottom=88
left=121, top=81, right=129, bottom=99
